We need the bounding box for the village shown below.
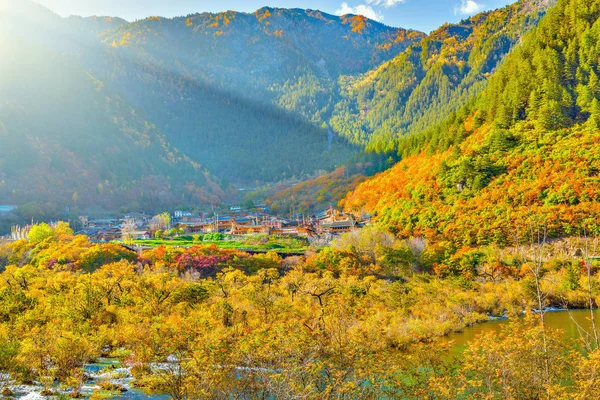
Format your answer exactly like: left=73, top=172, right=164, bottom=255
left=8, top=203, right=372, bottom=244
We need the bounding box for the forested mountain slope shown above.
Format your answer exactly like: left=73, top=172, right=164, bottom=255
left=343, top=0, right=600, bottom=245
left=0, top=0, right=571, bottom=218
left=330, top=0, right=552, bottom=150
left=0, top=33, right=222, bottom=213
left=0, top=0, right=425, bottom=208
left=102, top=7, right=423, bottom=89
left=93, top=8, right=424, bottom=180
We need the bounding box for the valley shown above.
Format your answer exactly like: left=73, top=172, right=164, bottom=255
left=0, top=0, right=599, bottom=398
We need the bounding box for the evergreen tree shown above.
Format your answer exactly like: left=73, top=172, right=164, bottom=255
left=590, top=98, right=600, bottom=129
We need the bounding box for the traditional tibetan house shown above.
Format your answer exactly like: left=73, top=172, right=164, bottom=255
left=318, top=209, right=359, bottom=234
left=320, top=219, right=356, bottom=233
left=261, top=217, right=288, bottom=229
left=231, top=225, right=269, bottom=235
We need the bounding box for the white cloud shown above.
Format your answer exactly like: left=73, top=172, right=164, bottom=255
left=367, top=0, right=406, bottom=8
left=455, top=0, right=485, bottom=15
left=335, top=2, right=384, bottom=21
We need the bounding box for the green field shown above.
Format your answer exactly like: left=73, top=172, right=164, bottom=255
left=128, top=234, right=308, bottom=254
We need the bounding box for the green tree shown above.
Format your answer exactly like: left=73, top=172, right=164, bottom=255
left=27, top=223, right=55, bottom=244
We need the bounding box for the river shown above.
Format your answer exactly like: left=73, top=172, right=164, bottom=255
left=442, top=309, right=600, bottom=355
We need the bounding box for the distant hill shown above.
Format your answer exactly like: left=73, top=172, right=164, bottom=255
left=342, top=0, right=600, bottom=245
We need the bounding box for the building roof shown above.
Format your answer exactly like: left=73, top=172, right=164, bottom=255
left=235, top=218, right=256, bottom=224
left=321, top=220, right=356, bottom=229
left=89, top=219, right=119, bottom=224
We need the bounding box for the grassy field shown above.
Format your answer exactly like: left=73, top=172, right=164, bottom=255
left=127, top=234, right=308, bottom=254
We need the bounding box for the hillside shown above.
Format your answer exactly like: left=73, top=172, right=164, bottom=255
left=0, top=0, right=227, bottom=217
left=0, top=1, right=426, bottom=213
left=266, top=165, right=371, bottom=215
left=0, top=0, right=573, bottom=224
left=343, top=0, right=600, bottom=245
left=0, top=32, right=223, bottom=215
left=101, top=8, right=424, bottom=94
left=330, top=0, right=552, bottom=151
left=93, top=8, right=425, bottom=181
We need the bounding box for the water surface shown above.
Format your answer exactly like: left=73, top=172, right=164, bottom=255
left=442, top=309, right=600, bottom=355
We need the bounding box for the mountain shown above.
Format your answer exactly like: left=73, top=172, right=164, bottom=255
left=329, top=0, right=552, bottom=151
left=92, top=8, right=424, bottom=180
left=0, top=1, right=425, bottom=218
left=342, top=0, right=600, bottom=246
left=1, top=0, right=571, bottom=223
left=102, top=8, right=424, bottom=86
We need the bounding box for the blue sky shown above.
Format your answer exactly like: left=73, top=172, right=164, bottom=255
left=34, top=0, right=515, bottom=32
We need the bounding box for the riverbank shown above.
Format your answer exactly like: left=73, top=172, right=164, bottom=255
left=6, top=358, right=169, bottom=400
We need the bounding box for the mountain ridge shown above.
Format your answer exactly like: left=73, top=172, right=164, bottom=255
left=330, top=0, right=553, bottom=151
